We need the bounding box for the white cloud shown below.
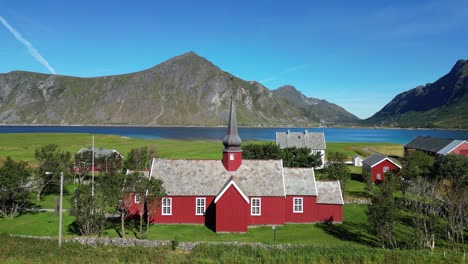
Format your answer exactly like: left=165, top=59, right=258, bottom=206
left=0, top=15, right=56, bottom=74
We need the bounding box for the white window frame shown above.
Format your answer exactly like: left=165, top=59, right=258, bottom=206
left=376, top=173, right=382, bottom=180
left=229, top=153, right=235, bottom=160
left=293, top=197, right=303, bottom=213
left=251, top=198, right=261, bottom=216
left=162, top=198, right=172, bottom=215
left=383, top=166, right=389, bottom=172
left=195, top=197, right=206, bottom=216
left=134, top=194, right=141, bottom=204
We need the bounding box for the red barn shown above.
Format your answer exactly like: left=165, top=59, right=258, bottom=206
left=362, top=153, right=401, bottom=183
left=129, top=100, right=343, bottom=233
left=404, top=136, right=468, bottom=156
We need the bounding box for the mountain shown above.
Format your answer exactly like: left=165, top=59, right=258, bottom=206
left=0, top=52, right=358, bottom=126
left=272, top=85, right=360, bottom=124
left=365, top=59, right=468, bottom=129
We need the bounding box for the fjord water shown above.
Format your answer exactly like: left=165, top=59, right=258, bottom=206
left=0, top=126, right=467, bottom=144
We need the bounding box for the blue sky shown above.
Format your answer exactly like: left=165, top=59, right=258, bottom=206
left=0, top=0, right=467, bottom=119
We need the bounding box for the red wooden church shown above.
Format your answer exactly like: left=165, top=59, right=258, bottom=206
left=130, top=100, right=343, bottom=233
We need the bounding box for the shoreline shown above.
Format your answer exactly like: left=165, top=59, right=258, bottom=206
left=0, top=123, right=466, bottom=131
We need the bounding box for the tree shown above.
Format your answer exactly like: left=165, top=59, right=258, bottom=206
left=406, top=176, right=441, bottom=250
left=69, top=184, right=108, bottom=236
left=434, top=154, right=468, bottom=251
left=324, top=152, right=350, bottom=194
left=124, top=146, right=157, bottom=170
left=0, top=157, right=32, bottom=218
left=242, top=143, right=282, bottom=160
left=34, top=144, right=72, bottom=201
left=366, top=172, right=399, bottom=249
left=400, top=151, right=435, bottom=198
left=143, top=177, right=166, bottom=234
left=282, top=147, right=322, bottom=168
left=242, top=143, right=322, bottom=168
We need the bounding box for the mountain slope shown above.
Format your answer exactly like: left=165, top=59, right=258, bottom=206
left=272, top=85, right=360, bottom=124
left=0, top=52, right=358, bottom=126
left=365, top=59, right=468, bottom=128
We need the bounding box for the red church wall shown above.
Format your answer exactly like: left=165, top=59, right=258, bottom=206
left=449, top=142, right=468, bottom=155
left=316, top=204, right=343, bottom=223
left=148, top=196, right=215, bottom=224
left=215, top=185, right=248, bottom=232
left=371, top=160, right=399, bottom=183
left=284, top=196, right=317, bottom=223
left=248, top=197, right=285, bottom=225
left=222, top=152, right=242, bottom=171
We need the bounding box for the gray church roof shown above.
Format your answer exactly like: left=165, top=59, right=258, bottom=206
left=283, top=167, right=317, bottom=195
left=276, top=131, right=326, bottom=150
left=316, top=181, right=344, bottom=205
left=150, top=158, right=343, bottom=205
left=150, top=159, right=285, bottom=197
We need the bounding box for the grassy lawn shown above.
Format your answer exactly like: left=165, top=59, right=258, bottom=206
left=29, top=183, right=76, bottom=209
left=0, top=212, right=75, bottom=237
left=327, top=142, right=403, bottom=159
left=0, top=133, right=223, bottom=163
left=0, top=204, right=370, bottom=246
left=0, top=133, right=403, bottom=163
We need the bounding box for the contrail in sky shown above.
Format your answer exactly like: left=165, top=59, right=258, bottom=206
left=0, top=15, right=56, bottom=74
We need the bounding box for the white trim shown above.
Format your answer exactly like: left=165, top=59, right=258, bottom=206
left=281, top=159, right=286, bottom=197
left=445, top=140, right=468, bottom=154
left=250, top=197, right=261, bottom=216
left=336, top=180, right=345, bottom=205
left=313, top=168, right=318, bottom=196
left=293, top=197, right=303, bottom=213
left=370, top=158, right=401, bottom=169
left=214, top=180, right=249, bottom=204
left=161, top=197, right=172, bottom=215
left=195, top=197, right=206, bottom=215
left=134, top=194, right=141, bottom=204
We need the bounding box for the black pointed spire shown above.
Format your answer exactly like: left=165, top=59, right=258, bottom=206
left=223, top=98, right=242, bottom=151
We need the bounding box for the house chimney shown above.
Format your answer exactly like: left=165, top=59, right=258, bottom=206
left=222, top=98, right=242, bottom=171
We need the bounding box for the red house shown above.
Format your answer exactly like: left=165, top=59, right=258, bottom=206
left=129, top=100, right=343, bottom=233
left=404, top=136, right=468, bottom=156
left=362, top=153, right=401, bottom=183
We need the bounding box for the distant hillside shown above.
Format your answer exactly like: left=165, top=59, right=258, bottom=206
left=365, top=59, right=468, bottom=129
left=272, top=85, right=360, bottom=124
left=0, top=52, right=359, bottom=126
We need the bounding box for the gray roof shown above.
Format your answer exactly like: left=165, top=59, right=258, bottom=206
left=150, top=159, right=285, bottom=197
left=362, top=153, right=400, bottom=168
left=316, top=181, right=344, bottom=205
left=405, top=136, right=455, bottom=154
left=223, top=99, right=242, bottom=151
left=283, top=167, right=317, bottom=195
left=77, top=147, right=122, bottom=157
left=437, top=140, right=466, bottom=155
left=276, top=131, right=326, bottom=150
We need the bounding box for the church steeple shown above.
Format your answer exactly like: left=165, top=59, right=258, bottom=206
left=222, top=98, right=242, bottom=171
left=223, top=99, right=242, bottom=151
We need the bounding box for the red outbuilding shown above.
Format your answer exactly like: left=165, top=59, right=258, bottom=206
left=128, top=100, right=344, bottom=233
left=362, top=153, right=401, bottom=183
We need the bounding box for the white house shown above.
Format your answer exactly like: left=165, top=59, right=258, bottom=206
left=276, top=130, right=326, bottom=169
left=352, top=155, right=363, bottom=167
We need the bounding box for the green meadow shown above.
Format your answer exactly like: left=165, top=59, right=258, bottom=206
left=5, top=133, right=458, bottom=263
left=0, top=133, right=403, bottom=162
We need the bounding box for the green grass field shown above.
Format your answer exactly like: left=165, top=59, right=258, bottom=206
left=0, top=133, right=403, bottom=163
left=0, top=133, right=223, bottom=163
